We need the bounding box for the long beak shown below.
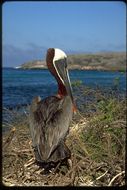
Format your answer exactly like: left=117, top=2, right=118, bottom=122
left=61, top=68, right=77, bottom=113
left=53, top=58, right=77, bottom=112
left=64, top=68, right=73, bottom=101
left=54, top=60, right=73, bottom=99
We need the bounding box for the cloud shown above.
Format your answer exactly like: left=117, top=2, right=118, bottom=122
left=3, top=44, right=48, bottom=67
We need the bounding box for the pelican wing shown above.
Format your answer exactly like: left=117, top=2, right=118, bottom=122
left=29, top=95, right=73, bottom=162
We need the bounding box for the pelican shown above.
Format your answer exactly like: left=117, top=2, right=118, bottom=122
left=29, top=48, right=76, bottom=165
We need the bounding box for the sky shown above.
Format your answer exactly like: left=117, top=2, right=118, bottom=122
left=2, top=1, right=126, bottom=67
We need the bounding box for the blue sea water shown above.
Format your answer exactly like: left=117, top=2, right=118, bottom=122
left=2, top=68, right=126, bottom=109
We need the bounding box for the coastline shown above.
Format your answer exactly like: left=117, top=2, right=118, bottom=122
left=14, top=67, right=126, bottom=72
left=3, top=67, right=126, bottom=72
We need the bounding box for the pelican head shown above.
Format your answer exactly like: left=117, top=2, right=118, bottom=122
left=46, top=48, right=75, bottom=109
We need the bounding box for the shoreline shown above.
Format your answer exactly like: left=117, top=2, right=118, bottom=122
left=3, top=67, right=126, bottom=72
left=3, top=84, right=126, bottom=135
left=2, top=91, right=126, bottom=186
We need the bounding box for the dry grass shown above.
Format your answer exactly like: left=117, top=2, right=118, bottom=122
left=2, top=86, right=126, bottom=186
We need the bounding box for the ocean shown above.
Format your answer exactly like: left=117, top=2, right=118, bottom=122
left=3, top=68, right=126, bottom=109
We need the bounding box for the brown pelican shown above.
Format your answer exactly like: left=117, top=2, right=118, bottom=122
left=29, top=48, right=76, bottom=165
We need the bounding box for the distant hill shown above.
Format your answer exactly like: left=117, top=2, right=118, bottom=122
left=18, top=52, right=126, bottom=71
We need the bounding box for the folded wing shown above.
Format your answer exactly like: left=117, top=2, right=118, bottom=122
left=29, top=95, right=73, bottom=162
